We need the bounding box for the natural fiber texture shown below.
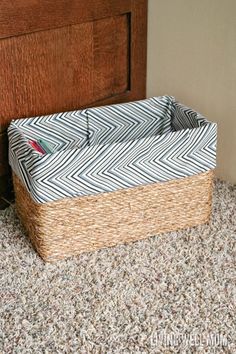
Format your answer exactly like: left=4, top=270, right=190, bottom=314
left=13, top=171, right=213, bottom=262
left=0, top=179, right=235, bottom=353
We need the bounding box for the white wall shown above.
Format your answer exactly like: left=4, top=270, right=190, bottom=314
left=147, top=0, right=236, bottom=183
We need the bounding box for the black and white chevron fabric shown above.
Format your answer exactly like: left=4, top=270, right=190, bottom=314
left=87, top=96, right=174, bottom=145
left=8, top=96, right=217, bottom=204
left=9, top=109, right=88, bottom=151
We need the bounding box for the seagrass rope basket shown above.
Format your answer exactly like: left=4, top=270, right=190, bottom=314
left=13, top=171, right=213, bottom=262
left=8, top=96, right=217, bottom=261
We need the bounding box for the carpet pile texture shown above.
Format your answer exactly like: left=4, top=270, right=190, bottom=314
left=0, top=180, right=235, bottom=353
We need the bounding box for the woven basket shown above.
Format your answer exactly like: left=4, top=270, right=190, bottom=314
left=9, top=96, right=217, bottom=261
left=13, top=170, right=213, bottom=262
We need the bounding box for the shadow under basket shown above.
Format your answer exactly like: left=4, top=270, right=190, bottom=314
left=13, top=170, right=213, bottom=262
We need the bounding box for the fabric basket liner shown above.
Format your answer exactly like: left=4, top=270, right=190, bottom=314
left=8, top=96, right=217, bottom=204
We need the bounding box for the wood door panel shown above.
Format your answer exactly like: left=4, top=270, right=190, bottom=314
left=93, top=14, right=129, bottom=101
left=0, top=14, right=130, bottom=124
left=0, top=0, right=147, bottom=202
left=0, top=0, right=131, bottom=39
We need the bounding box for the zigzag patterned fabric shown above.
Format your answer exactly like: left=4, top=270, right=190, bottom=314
left=8, top=96, right=217, bottom=203
left=87, top=96, right=174, bottom=145
left=10, top=110, right=88, bottom=151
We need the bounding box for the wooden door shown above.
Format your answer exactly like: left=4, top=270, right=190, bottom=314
left=0, top=0, right=147, bottom=203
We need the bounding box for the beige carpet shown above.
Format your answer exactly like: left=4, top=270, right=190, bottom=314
left=0, top=180, right=235, bottom=353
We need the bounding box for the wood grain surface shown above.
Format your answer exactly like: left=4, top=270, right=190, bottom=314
left=0, top=0, right=147, bottom=199
left=0, top=15, right=129, bottom=124
left=0, top=0, right=131, bottom=39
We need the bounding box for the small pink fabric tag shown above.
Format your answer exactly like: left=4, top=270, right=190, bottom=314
left=28, top=140, right=46, bottom=154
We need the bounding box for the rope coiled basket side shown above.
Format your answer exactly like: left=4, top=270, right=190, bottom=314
left=9, top=96, right=217, bottom=261
left=13, top=170, right=213, bottom=262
